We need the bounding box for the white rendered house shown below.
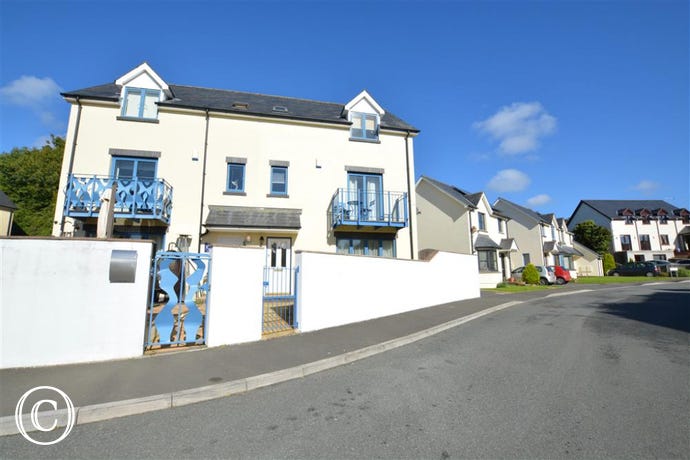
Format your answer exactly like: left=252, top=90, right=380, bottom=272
left=52, top=63, right=419, bottom=263
left=416, top=176, right=517, bottom=287
left=492, top=197, right=581, bottom=276
left=567, top=200, right=690, bottom=263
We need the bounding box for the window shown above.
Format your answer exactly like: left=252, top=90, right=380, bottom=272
left=620, top=234, right=632, bottom=251
left=478, top=250, right=498, bottom=272
left=660, top=234, right=670, bottom=245
left=226, top=163, right=245, bottom=192
left=640, top=234, right=651, bottom=250
left=659, top=215, right=668, bottom=225
left=350, top=112, right=378, bottom=141
left=522, top=253, right=531, bottom=265
left=625, top=216, right=634, bottom=224
left=477, top=213, right=486, bottom=231
left=336, top=237, right=395, bottom=257
left=270, top=166, right=288, bottom=195
left=112, top=156, right=157, bottom=180
left=653, top=254, right=666, bottom=261
left=498, top=219, right=504, bottom=233
left=347, top=173, right=383, bottom=221
left=121, top=87, right=160, bottom=119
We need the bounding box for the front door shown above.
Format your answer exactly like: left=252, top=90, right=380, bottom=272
left=265, top=237, right=292, bottom=295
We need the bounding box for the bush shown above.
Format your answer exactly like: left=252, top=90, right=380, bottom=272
left=678, top=268, right=690, bottom=278
left=522, top=263, right=540, bottom=285
left=603, top=253, right=616, bottom=274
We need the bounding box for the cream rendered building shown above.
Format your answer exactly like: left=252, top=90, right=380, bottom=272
left=0, top=190, right=17, bottom=236
left=52, top=63, right=419, bottom=262
left=416, top=176, right=517, bottom=288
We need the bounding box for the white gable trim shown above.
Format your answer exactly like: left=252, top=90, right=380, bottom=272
left=115, top=62, right=168, bottom=91
left=344, top=90, right=385, bottom=116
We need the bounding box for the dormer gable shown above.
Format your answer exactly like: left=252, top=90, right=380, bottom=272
left=115, top=63, right=168, bottom=120
left=344, top=90, right=385, bottom=142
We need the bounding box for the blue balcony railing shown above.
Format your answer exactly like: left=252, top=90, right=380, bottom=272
left=330, top=188, right=408, bottom=228
left=64, top=174, right=173, bottom=224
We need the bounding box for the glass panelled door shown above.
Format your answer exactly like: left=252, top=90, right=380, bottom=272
left=111, top=156, right=158, bottom=213
left=347, top=173, right=382, bottom=221
left=265, top=237, right=292, bottom=295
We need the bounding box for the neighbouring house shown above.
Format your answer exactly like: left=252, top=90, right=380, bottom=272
left=0, top=190, right=17, bottom=236
left=416, top=176, right=517, bottom=287
left=567, top=200, right=690, bottom=263
left=52, top=62, right=419, bottom=265
left=572, top=240, right=604, bottom=277
left=492, top=197, right=581, bottom=278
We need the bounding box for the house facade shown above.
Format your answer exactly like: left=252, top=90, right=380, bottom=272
left=416, top=176, right=517, bottom=287
left=492, top=198, right=580, bottom=277
left=0, top=190, right=17, bottom=236
left=52, top=63, right=419, bottom=262
left=567, top=200, right=690, bottom=263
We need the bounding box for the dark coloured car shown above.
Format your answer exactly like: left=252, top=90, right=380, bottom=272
left=608, top=262, right=659, bottom=277
left=669, top=258, right=690, bottom=267
left=648, top=260, right=673, bottom=273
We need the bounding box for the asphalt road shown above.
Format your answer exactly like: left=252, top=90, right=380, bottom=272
left=2, top=282, right=688, bottom=459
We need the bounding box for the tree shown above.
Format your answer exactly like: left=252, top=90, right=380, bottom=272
left=603, top=253, right=616, bottom=274
left=0, top=135, right=65, bottom=235
left=572, top=220, right=612, bottom=255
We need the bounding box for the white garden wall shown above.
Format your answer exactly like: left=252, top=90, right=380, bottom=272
left=206, top=246, right=265, bottom=347
left=0, top=238, right=153, bottom=369
left=295, top=250, right=480, bottom=332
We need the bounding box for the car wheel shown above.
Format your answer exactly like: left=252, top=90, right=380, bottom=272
left=612, top=272, right=620, bottom=276
left=539, top=277, right=547, bottom=285
left=556, top=277, right=565, bottom=285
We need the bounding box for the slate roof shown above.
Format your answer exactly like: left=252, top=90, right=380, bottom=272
left=574, top=200, right=685, bottom=220
left=493, top=198, right=550, bottom=225
left=544, top=241, right=583, bottom=256
left=205, top=206, right=302, bottom=229
left=474, top=234, right=501, bottom=249
left=499, top=238, right=518, bottom=251
left=419, top=176, right=475, bottom=208
left=61, top=83, right=418, bottom=132
left=0, top=190, right=17, bottom=210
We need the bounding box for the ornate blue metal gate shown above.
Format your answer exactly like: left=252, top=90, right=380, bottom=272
left=145, top=252, right=211, bottom=349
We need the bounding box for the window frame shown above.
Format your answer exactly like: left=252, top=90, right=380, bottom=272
left=110, top=156, right=158, bottom=180
left=226, top=163, right=246, bottom=193
left=336, top=236, right=396, bottom=258
left=620, top=234, right=632, bottom=251
left=349, top=112, right=379, bottom=141
left=477, top=249, right=498, bottom=272
left=270, top=165, right=288, bottom=196
left=120, top=87, right=161, bottom=120
left=477, top=212, right=486, bottom=231
left=660, top=234, right=670, bottom=246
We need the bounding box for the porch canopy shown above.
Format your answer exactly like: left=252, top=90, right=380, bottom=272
left=205, top=205, right=302, bottom=230
left=475, top=234, right=501, bottom=249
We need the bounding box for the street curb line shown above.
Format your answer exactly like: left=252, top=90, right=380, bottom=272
left=0, top=300, right=523, bottom=437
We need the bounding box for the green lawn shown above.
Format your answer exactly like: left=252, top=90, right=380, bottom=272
left=576, top=276, right=683, bottom=284
left=485, top=284, right=558, bottom=293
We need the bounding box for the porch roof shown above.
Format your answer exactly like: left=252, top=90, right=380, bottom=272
left=205, top=206, right=302, bottom=230
left=475, top=234, right=501, bottom=249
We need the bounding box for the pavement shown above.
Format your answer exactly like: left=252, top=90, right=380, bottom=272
left=0, top=282, right=673, bottom=436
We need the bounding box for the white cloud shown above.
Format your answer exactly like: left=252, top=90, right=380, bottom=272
left=631, top=180, right=659, bottom=193
left=474, top=102, right=556, bottom=154
left=526, top=194, right=552, bottom=207
left=0, top=75, right=61, bottom=108
left=486, top=169, right=531, bottom=192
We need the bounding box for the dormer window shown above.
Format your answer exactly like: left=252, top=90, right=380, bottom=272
left=121, top=87, right=161, bottom=120
left=350, top=112, right=379, bottom=141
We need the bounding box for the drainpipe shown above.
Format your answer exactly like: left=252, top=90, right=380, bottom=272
left=404, top=130, right=415, bottom=259
left=59, top=96, right=82, bottom=236
left=469, top=211, right=475, bottom=254
left=197, top=109, right=210, bottom=252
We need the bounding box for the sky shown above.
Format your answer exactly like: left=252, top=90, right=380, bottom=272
left=1, top=0, right=688, bottom=218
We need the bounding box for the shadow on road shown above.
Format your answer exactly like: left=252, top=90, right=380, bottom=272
left=597, top=289, right=690, bottom=334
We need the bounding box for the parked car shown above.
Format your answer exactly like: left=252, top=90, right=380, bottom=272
left=607, top=262, right=659, bottom=277
left=511, top=265, right=556, bottom=285
left=647, top=260, right=673, bottom=273
left=547, top=265, right=572, bottom=285
left=668, top=258, right=690, bottom=267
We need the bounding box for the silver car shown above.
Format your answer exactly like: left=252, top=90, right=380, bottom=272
left=511, top=265, right=556, bottom=285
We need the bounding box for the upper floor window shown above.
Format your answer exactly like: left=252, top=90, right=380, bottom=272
left=227, top=163, right=245, bottom=193
left=640, top=234, right=651, bottom=250
left=350, top=112, right=379, bottom=141
left=498, top=219, right=504, bottom=233
left=121, top=87, right=161, bottom=120
left=477, top=212, right=486, bottom=231
left=660, top=234, right=670, bottom=245
left=112, top=156, right=157, bottom=180
left=620, top=234, right=632, bottom=251
left=270, top=166, right=288, bottom=195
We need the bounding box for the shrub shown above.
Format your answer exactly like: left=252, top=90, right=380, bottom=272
left=678, top=268, right=690, bottom=278
left=603, top=253, right=616, bottom=275
left=496, top=282, right=508, bottom=288
left=522, top=263, right=540, bottom=285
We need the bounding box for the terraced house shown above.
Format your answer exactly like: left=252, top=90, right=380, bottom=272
left=567, top=200, right=690, bottom=263
left=52, top=63, right=419, bottom=265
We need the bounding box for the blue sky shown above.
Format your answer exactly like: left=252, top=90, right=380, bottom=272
left=1, top=0, right=688, bottom=218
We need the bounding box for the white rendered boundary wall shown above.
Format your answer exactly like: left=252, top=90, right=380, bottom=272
left=296, top=250, right=480, bottom=332
left=0, top=238, right=153, bottom=369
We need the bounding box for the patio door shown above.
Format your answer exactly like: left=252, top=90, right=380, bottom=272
left=111, top=156, right=158, bottom=213
left=347, top=173, right=382, bottom=221
left=265, top=237, right=292, bottom=295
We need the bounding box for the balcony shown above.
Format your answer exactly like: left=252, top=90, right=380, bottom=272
left=64, top=174, right=173, bottom=224
left=330, top=188, right=408, bottom=229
